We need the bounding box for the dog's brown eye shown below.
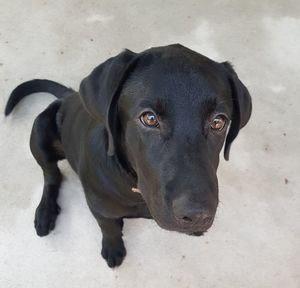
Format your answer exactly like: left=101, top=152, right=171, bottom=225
left=140, top=111, right=159, bottom=128
left=210, top=115, right=227, bottom=131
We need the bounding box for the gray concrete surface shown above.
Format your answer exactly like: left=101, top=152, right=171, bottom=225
left=0, top=1, right=299, bottom=287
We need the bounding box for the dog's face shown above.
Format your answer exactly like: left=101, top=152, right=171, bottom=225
left=119, top=56, right=232, bottom=234
left=80, top=44, right=252, bottom=235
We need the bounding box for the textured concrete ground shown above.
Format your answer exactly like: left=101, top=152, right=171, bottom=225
left=0, top=1, right=299, bottom=287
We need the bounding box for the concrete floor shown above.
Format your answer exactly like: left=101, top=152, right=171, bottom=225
left=1, top=1, right=299, bottom=287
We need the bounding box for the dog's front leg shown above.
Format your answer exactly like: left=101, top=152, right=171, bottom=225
left=96, top=216, right=126, bottom=268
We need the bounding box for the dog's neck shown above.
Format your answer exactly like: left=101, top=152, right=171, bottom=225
left=112, top=141, right=138, bottom=186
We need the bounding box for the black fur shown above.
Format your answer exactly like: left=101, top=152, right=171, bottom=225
left=5, top=44, right=252, bottom=268
left=5, top=79, right=73, bottom=116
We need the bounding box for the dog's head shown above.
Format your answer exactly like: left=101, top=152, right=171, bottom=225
left=79, top=44, right=252, bottom=234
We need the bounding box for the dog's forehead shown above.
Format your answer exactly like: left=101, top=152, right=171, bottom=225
left=121, top=45, right=231, bottom=114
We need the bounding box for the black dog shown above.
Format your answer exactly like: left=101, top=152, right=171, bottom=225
left=5, top=44, right=252, bottom=267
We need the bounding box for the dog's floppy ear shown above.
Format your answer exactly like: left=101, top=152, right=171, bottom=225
left=222, top=62, right=252, bottom=160
left=79, top=49, right=137, bottom=156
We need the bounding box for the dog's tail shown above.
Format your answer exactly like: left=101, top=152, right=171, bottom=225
left=4, top=79, right=74, bottom=116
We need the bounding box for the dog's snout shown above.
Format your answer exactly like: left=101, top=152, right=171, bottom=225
left=172, top=195, right=215, bottom=230
left=174, top=207, right=213, bottom=226
left=180, top=210, right=212, bottom=225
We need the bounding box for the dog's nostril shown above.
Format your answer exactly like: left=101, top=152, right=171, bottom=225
left=182, top=216, right=193, bottom=222
left=172, top=196, right=215, bottom=227
left=177, top=211, right=213, bottom=226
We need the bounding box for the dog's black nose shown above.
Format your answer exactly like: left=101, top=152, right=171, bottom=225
left=174, top=208, right=213, bottom=226
left=172, top=196, right=215, bottom=229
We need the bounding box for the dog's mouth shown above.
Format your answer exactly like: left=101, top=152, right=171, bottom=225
left=131, top=186, right=215, bottom=235
left=153, top=217, right=212, bottom=235
left=131, top=187, right=141, bottom=193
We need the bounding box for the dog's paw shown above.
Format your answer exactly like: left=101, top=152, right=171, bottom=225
left=34, top=201, right=60, bottom=236
left=101, top=237, right=126, bottom=268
